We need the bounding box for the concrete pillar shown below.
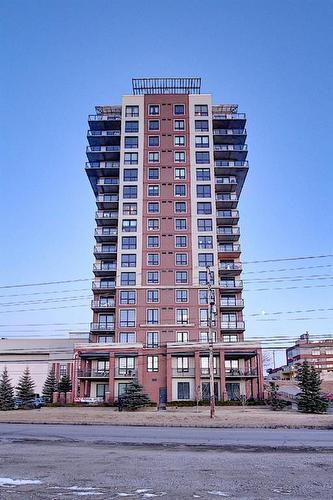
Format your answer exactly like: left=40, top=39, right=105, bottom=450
left=109, top=352, right=115, bottom=402
left=194, top=351, right=201, bottom=402
left=166, top=353, right=172, bottom=402
left=219, top=350, right=227, bottom=401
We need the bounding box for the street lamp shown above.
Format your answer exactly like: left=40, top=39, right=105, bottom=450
left=206, top=266, right=216, bottom=419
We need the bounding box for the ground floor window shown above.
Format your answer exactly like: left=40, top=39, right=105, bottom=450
left=177, top=382, right=190, bottom=400
left=118, top=383, right=130, bottom=397
left=201, top=382, right=219, bottom=401
left=226, top=383, right=240, bottom=401
left=96, top=384, right=109, bottom=399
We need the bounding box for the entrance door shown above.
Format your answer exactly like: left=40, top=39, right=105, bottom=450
left=159, top=387, right=167, bottom=408
left=96, top=383, right=109, bottom=401
left=226, top=383, right=240, bottom=401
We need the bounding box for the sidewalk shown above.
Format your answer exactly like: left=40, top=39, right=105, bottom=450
left=0, top=406, right=332, bottom=428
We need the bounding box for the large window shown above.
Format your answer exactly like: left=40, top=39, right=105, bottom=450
left=195, top=136, right=209, bottom=148
left=199, top=309, right=209, bottom=326
left=147, top=309, right=159, bottom=325
left=119, top=332, right=136, bottom=343
left=120, top=290, right=136, bottom=304
left=196, top=185, right=211, bottom=198
left=175, top=152, right=185, bottom=163
left=174, top=119, right=185, bottom=130
left=198, top=289, right=208, bottom=304
left=197, top=219, right=213, bottom=231
left=176, top=309, right=189, bottom=324
left=197, top=202, right=212, bottom=214
left=120, top=272, right=136, bottom=286
left=199, top=331, right=217, bottom=343
left=175, top=253, right=188, bottom=265
left=175, top=219, right=186, bottom=230
left=118, top=357, right=135, bottom=376
left=147, top=219, right=159, bottom=231
left=147, top=271, right=159, bottom=284
left=124, top=152, right=138, bottom=165
left=121, top=236, right=137, bottom=249
left=148, top=168, right=159, bottom=180
left=175, top=235, right=187, bottom=248
left=147, top=356, right=159, bottom=372
left=194, top=104, right=208, bottom=116
left=174, top=136, right=185, bottom=146
left=121, top=254, right=136, bottom=267
left=149, top=120, right=159, bottom=130
left=149, top=105, right=159, bottom=115
left=147, top=253, right=159, bottom=266
left=176, top=289, right=188, bottom=303
left=147, top=331, right=159, bottom=347
left=177, top=357, right=189, bottom=373
left=198, top=253, right=214, bottom=267
left=195, top=120, right=208, bottom=132
left=148, top=185, right=160, bottom=197
left=125, top=121, right=139, bottom=132
left=174, top=104, right=185, bottom=115
left=123, top=169, right=138, bottom=181
left=174, top=184, right=186, bottom=196
left=125, top=106, right=139, bottom=117
left=175, top=202, right=186, bottom=213
left=176, top=271, right=188, bottom=284
left=196, top=168, right=211, bottom=181
left=175, top=168, right=186, bottom=180
left=123, top=203, right=137, bottom=215
left=176, top=331, right=188, bottom=342
left=122, top=220, right=137, bottom=232
left=123, top=186, right=137, bottom=199
left=119, top=309, right=136, bottom=327
left=124, top=136, right=138, bottom=149
left=148, top=136, right=159, bottom=147
left=147, top=235, right=159, bottom=248
left=147, top=289, right=159, bottom=303
left=147, top=202, right=159, bottom=213
left=195, top=152, right=210, bottom=164
left=148, top=152, right=160, bottom=163
left=177, top=382, right=190, bottom=400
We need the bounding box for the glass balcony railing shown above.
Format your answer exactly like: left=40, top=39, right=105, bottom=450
left=220, top=299, right=244, bottom=308
left=95, top=211, right=118, bottom=219
left=216, top=227, right=240, bottom=235
left=88, top=114, right=121, bottom=121
left=87, top=130, right=121, bottom=137
left=92, top=280, right=116, bottom=289
left=219, top=262, right=242, bottom=271
left=87, top=146, right=121, bottom=153
left=218, top=244, right=241, bottom=253
left=214, top=145, right=247, bottom=152
left=219, top=280, right=243, bottom=289
left=221, top=321, right=245, bottom=330
left=216, top=194, right=238, bottom=202
left=91, top=299, right=116, bottom=308
left=94, top=229, right=118, bottom=238
left=216, top=210, right=239, bottom=219
left=215, top=177, right=237, bottom=185
left=213, top=129, right=246, bottom=135
left=93, top=263, right=117, bottom=272
left=86, top=161, right=120, bottom=169
left=90, top=322, right=115, bottom=331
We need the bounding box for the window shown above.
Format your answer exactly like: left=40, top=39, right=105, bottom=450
left=98, top=336, right=113, bottom=344
left=148, top=152, right=160, bottom=163
left=176, top=308, right=189, bottom=324
left=125, top=121, right=139, bottom=133
left=121, top=254, right=136, bottom=267
left=196, top=151, right=210, bottom=164
left=199, top=331, right=216, bottom=343
left=148, top=136, right=159, bottom=147
left=174, top=184, right=186, bottom=196
left=147, top=309, right=159, bottom=325
left=175, top=219, right=187, bottom=230
left=176, top=253, right=188, bottom=265
left=198, top=235, right=213, bottom=249
left=177, top=357, right=189, bottom=372
left=197, top=202, right=212, bottom=214
left=195, top=120, right=209, bottom=131
left=223, top=335, right=238, bottom=343
left=176, top=271, right=188, bottom=284
left=147, top=235, right=159, bottom=248
left=174, top=120, right=185, bottom=130
left=148, top=168, right=159, bottom=180
left=148, top=201, right=159, bottom=213
left=120, top=290, right=136, bottom=304
left=119, top=332, right=136, bottom=343
left=174, top=104, right=185, bottom=115
left=120, top=309, right=136, bottom=327
left=147, top=331, right=159, bottom=347
left=175, top=168, right=186, bottom=180
left=201, top=357, right=217, bottom=375
left=175, top=151, right=185, bottom=163
left=59, top=364, right=67, bottom=377
left=123, top=203, right=137, bottom=215
left=148, top=185, right=160, bottom=197
left=175, top=202, right=186, bottom=213
left=197, top=185, right=211, bottom=198
left=198, top=253, right=214, bottom=267
left=147, top=271, right=159, bottom=284
left=122, top=220, right=137, bottom=232
left=177, top=382, right=190, bottom=400
left=199, top=309, right=209, bottom=326
left=176, top=289, right=188, bottom=303
left=195, top=104, right=208, bottom=116
left=123, top=169, right=138, bottom=181
left=121, top=236, right=136, bottom=250
left=175, top=235, right=187, bottom=248
left=196, top=168, right=211, bottom=181
left=225, top=360, right=239, bottom=373
left=147, top=219, right=159, bottom=230
left=147, top=289, right=159, bottom=303
left=197, top=219, right=213, bottom=231
left=176, top=331, right=188, bottom=342
left=124, top=152, right=138, bottom=165
left=199, top=271, right=208, bottom=285
left=147, top=355, right=159, bottom=372
left=174, top=136, right=185, bottom=146
left=124, top=136, right=138, bottom=149
left=125, top=106, right=139, bottom=117
left=199, top=289, right=208, bottom=304
left=149, top=105, right=159, bottom=115
left=118, top=357, right=135, bottom=376
left=149, top=120, right=159, bottom=130
left=195, top=136, right=209, bottom=148
left=147, top=254, right=159, bottom=266
left=123, top=186, right=137, bottom=199
left=120, top=272, right=136, bottom=286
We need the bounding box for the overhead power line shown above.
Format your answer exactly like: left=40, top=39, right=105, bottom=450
left=0, top=278, right=91, bottom=290
left=243, top=254, right=333, bottom=264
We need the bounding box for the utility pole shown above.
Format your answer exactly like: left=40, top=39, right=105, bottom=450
left=207, top=267, right=216, bottom=419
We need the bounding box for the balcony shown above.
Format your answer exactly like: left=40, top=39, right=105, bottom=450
left=86, top=146, right=121, bottom=162
left=92, top=280, right=116, bottom=291
left=77, top=370, right=110, bottom=379
left=95, top=211, right=118, bottom=225
left=88, top=111, right=121, bottom=132
left=216, top=226, right=240, bottom=241
left=214, top=144, right=248, bottom=162
left=94, top=244, right=117, bottom=257
left=86, top=161, right=120, bottom=175
left=219, top=280, right=243, bottom=291
left=218, top=244, right=241, bottom=257
left=96, top=178, right=119, bottom=194
left=93, top=263, right=117, bottom=276
left=220, top=299, right=244, bottom=310
left=219, top=262, right=243, bottom=275
left=215, top=193, right=238, bottom=209
left=200, top=368, right=218, bottom=377
left=87, top=130, right=121, bottom=147
left=213, top=129, right=246, bottom=142
left=225, top=369, right=258, bottom=378
left=90, top=322, right=115, bottom=332
left=91, top=299, right=116, bottom=311
left=115, top=368, right=137, bottom=378
left=215, top=177, right=237, bottom=192
left=94, top=230, right=118, bottom=244
left=216, top=210, right=239, bottom=224
left=96, top=194, right=119, bottom=209
left=221, top=321, right=245, bottom=331
left=172, top=368, right=195, bottom=377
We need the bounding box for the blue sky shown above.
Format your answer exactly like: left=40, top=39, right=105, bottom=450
left=1, top=0, right=332, bottom=364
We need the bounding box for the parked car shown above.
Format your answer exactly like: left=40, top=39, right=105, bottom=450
left=323, top=393, right=333, bottom=402
left=14, top=397, right=45, bottom=409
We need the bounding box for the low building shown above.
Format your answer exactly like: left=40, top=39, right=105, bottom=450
left=0, top=332, right=89, bottom=395
left=286, top=333, right=333, bottom=381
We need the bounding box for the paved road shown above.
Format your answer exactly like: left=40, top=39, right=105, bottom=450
left=1, top=423, right=333, bottom=451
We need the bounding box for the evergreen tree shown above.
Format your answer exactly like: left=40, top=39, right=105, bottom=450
left=42, top=369, right=57, bottom=403
left=0, top=367, right=15, bottom=411
left=267, top=381, right=288, bottom=411
left=16, top=367, right=35, bottom=407
left=297, top=360, right=329, bottom=414
left=120, top=379, right=151, bottom=411
left=57, top=374, right=72, bottom=403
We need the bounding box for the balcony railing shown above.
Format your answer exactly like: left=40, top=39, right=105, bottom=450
left=214, top=160, right=249, bottom=167
left=216, top=227, right=240, bottom=236
left=92, top=280, right=116, bottom=290
left=216, top=194, right=238, bottom=202
left=213, top=129, right=246, bottom=135
left=90, top=322, right=115, bottom=332
left=219, top=263, right=242, bottom=271
left=87, top=130, right=121, bottom=137
left=97, top=178, right=119, bottom=186
left=86, top=161, right=120, bottom=169
left=215, top=177, right=237, bottom=185
left=89, top=114, right=121, bottom=121
left=94, top=229, right=118, bottom=238
left=216, top=210, right=239, bottom=219
left=219, top=280, right=243, bottom=289
left=221, top=321, right=245, bottom=330
left=96, top=195, right=119, bottom=203
left=212, top=112, right=246, bottom=119
left=87, top=146, right=121, bottom=153
left=214, top=145, right=247, bottom=152
left=218, top=244, right=241, bottom=253
left=225, top=369, right=258, bottom=377
left=91, top=299, right=115, bottom=308
left=115, top=368, right=137, bottom=377
left=220, top=299, right=244, bottom=308
left=77, top=370, right=110, bottom=378
left=172, top=368, right=195, bottom=377
left=93, top=263, right=117, bottom=272
left=95, top=211, right=118, bottom=219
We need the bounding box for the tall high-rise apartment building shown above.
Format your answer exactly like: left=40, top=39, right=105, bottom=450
left=73, top=78, right=263, bottom=405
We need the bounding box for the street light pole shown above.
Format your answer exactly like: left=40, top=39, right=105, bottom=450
left=207, top=267, right=216, bottom=419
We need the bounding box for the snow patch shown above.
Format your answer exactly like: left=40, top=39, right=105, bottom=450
left=0, top=477, right=42, bottom=487
left=136, top=489, right=152, bottom=494
left=207, top=492, right=229, bottom=497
